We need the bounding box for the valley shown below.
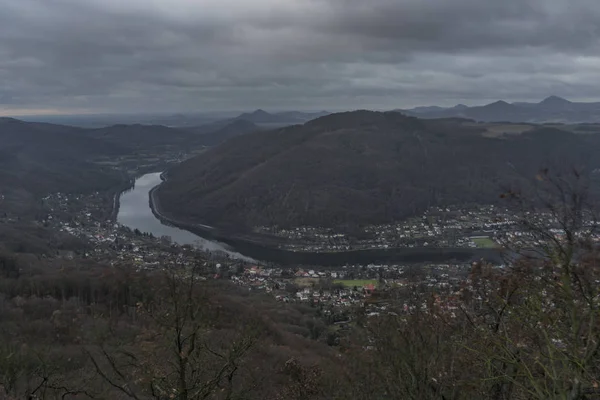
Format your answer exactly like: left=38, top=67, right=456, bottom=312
left=5, top=0, right=600, bottom=396
left=2, top=108, right=600, bottom=399
left=4, top=110, right=598, bottom=267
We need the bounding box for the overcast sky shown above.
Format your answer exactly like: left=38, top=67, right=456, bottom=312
left=1, top=0, right=600, bottom=115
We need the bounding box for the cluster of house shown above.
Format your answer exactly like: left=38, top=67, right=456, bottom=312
left=40, top=189, right=600, bottom=325
left=252, top=204, right=600, bottom=253
left=40, top=191, right=239, bottom=270
left=252, top=205, right=521, bottom=252
left=227, top=262, right=475, bottom=312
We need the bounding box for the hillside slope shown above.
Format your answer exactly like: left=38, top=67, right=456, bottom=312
left=0, top=118, right=127, bottom=215
left=157, top=111, right=599, bottom=231
left=88, top=123, right=195, bottom=151
left=186, top=119, right=261, bottom=146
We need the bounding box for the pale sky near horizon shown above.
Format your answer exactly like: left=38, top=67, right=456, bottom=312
left=2, top=0, right=600, bottom=116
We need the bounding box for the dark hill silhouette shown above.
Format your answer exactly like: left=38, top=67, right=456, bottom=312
left=0, top=118, right=122, bottom=156
left=185, top=110, right=329, bottom=146
left=461, top=100, right=530, bottom=122
left=157, top=111, right=600, bottom=231
left=538, top=95, right=574, bottom=110
left=483, top=100, right=513, bottom=109
left=235, top=109, right=275, bottom=123
left=233, top=109, right=329, bottom=124
left=190, top=119, right=260, bottom=146
left=0, top=118, right=126, bottom=214
left=0, top=118, right=213, bottom=216
left=88, top=124, right=194, bottom=150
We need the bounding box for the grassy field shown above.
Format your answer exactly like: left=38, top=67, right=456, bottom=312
left=333, top=279, right=378, bottom=288
left=472, top=237, right=498, bottom=248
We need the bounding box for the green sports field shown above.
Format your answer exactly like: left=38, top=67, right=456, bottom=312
left=472, top=237, right=498, bottom=248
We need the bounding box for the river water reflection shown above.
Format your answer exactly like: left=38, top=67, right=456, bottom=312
left=117, top=172, right=251, bottom=260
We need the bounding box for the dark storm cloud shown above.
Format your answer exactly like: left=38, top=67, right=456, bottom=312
left=1, top=0, right=600, bottom=114
left=317, top=0, right=600, bottom=53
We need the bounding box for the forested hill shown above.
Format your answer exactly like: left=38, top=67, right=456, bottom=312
left=0, top=115, right=266, bottom=217
left=87, top=123, right=193, bottom=149
left=0, top=118, right=128, bottom=214
left=0, top=116, right=222, bottom=217
left=157, top=111, right=600, bottom=231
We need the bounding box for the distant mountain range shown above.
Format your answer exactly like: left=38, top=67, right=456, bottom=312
left=16, top=109, right=330, bottom=129
left=155, top=109, right=329, bottom=128
left=399, top=96, right=600, bottom=123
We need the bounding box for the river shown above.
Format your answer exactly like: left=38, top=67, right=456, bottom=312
left=117, top=172, right=504, bottom=266
left=117, top=172, right=252, bottom=260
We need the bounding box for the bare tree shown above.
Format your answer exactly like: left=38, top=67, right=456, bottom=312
left=0, top=344, right=92, bottom=400
left=460, top=168, right=600, bottom=399
left=88, top=265, right=260, bottom=399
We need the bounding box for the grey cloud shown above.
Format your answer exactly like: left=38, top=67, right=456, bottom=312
left=1, top=0, right=600, bottom=114
left=316, top=0, right=600, bottom=52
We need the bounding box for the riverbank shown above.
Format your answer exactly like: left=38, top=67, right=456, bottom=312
left=109, top=162, right=186, bottom=222
left=107, top=176, right=136, bottom=221
left=148, top=176, right=504, bottom=266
